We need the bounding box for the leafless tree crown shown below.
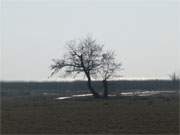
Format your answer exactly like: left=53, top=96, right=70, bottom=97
left=98, top=51, right=122, bottom=80
left=50, top=36, right=103, bottom=78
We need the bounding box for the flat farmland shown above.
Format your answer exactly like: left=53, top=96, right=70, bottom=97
left=1, top=93, right=179, bottom=134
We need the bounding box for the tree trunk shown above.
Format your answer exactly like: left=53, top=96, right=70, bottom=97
left=80, top=55, right=100, bottom=98
left=86, top=74, right=100, bottom=98
left=103, top=79, right=108, bottom=98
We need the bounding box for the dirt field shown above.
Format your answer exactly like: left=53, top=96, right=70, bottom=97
left=1, top=92, right=179, bottom=134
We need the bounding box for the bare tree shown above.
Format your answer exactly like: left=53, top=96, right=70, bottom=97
left=169, top=72, right=180, bottom=90
left=50, top=36, right=103, bottom=98
left=98, top=51, right=122, bottom=98
left=169, top=72, right=179, bottom=82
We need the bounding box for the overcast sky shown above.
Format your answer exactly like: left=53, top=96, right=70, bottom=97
left=1, top=0, right=179, bottom=81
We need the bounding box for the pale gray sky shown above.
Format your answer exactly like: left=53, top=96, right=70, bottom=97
left=1, top=0, right=180, bottom=81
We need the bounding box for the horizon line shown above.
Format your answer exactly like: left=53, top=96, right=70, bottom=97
left=0, top=78, right=172, bottom=82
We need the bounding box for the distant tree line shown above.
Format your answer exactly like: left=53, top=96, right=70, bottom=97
left=1, top=80, right=179, bottom=97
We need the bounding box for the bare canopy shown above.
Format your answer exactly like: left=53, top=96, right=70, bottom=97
left=50, top=36, right=122, bottom=98
left=50, top=36, right=103, bottom=97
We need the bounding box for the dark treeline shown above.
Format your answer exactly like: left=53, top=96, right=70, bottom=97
left=1, top=80, right=179, bottom=96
